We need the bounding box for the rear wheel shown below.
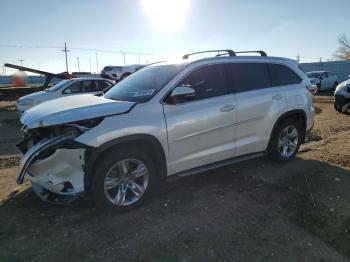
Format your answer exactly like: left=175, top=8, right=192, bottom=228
left=91, top=147, right=158, bottom=211
left=269, top=119, right=302, bottom=162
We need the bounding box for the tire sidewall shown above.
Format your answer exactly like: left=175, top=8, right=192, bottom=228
left=91, top=147, right=158, bottom=212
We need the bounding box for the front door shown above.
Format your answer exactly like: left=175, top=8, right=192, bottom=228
left=163, top=64, right=236, bottom=174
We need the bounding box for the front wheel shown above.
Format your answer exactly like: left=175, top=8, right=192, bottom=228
left=91, top=147, right=158, bottom=211
left=269, top=119, right=302, bottom=162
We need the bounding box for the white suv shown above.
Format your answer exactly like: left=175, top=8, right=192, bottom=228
left=101, top=64, right=144, bottom=81
left=306, top=71, right=339, bottom=93
left=16, top=50, right=315, bottom=211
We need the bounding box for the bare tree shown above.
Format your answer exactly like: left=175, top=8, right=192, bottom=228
left=334, top=34, right=350, bottom=60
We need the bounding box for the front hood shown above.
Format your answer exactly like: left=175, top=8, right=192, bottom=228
left=21, top=94, right=135, bottom=128
left=18, top=91, right=49, bottom=102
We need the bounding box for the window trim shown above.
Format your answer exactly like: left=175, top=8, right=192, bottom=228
left=161, top=62, right=231, bottom=105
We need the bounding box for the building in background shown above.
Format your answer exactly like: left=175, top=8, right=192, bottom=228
left=300, top=61, right=350, bottom=82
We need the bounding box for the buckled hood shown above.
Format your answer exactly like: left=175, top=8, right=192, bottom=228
left=20, top=94, right=135, bottom=128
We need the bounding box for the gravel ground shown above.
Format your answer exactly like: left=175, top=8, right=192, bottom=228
left=1, top=94, right=350, bottom=262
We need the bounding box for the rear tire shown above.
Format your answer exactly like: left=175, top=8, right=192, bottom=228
left=269, top=119, right=302, bottom=163
left=91, top=147, right=159, bottom=212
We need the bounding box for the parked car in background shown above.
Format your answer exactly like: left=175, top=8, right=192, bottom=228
left=334, top=78, right=350, bottom=113
left=101, top=64, right=144, bottom=81
left=16, top=77, right=114, bottom=114
left=16, top=49, right=315, bottom=211
left=306, top=71, right=338, bottom=93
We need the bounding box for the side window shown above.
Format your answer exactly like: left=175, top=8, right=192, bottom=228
left=177, top=64, right=228, bottom=101
left=81, top=81, right=93, bottom=92
left=269, top=64, right=302, bottom=86
left=231, top=63, right=270, bottom=92
left=64, top=82, right=81, bottom=94
left=96, top=80, right=112, bottom=91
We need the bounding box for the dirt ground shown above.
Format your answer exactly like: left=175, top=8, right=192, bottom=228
left=1, top=94, right=350, bottom=262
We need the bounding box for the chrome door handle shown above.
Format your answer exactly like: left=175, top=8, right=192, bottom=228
left=220, top=104, right=235, bottom=112
left=272, top=94, right=283, bottom=100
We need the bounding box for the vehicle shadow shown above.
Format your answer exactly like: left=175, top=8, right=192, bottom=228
left=1, top=157, right=350, bottom=261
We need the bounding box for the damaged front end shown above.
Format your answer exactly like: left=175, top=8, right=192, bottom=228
left=16, top=119, right=99, bottom=203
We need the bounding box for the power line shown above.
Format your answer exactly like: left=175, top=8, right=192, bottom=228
left=0, top=44, right=153, bottom=55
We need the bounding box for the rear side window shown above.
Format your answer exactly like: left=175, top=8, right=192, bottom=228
left=230, top=63, right=270, bottom=93
left=177, top=64, right=229, bottom=101
left=269, top=64, right=301, bottom=86
left=81, top=81, right=93, bottom=92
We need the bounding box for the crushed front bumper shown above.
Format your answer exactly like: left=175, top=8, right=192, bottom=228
left=16, top=130, right=88, bottom=200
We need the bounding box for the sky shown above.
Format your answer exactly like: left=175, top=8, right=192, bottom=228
left=0, top=0, right=349, bottom=74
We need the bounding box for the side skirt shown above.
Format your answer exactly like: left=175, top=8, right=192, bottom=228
left=175, top=152, right=267, bottom=177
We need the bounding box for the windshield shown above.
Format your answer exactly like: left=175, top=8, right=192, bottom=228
left=46, top=79, right=72, bottom=92
left=306, top=72, right=321, bottom=79
left=104, top=64, right=186, bottom=102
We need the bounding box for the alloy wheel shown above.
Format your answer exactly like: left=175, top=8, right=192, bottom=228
left=103, top=159, right=149, bottom=206
left=278, top=125, right=299, bottom=158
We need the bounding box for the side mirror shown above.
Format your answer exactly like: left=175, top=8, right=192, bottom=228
left=166, top=86, right=195, bottom=104
left=64, top=88, right=72, bottom=94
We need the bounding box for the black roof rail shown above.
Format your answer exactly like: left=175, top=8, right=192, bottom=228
left=183, top=49, right=236, bottom=59
left=234, top=51, right=267, bottom=56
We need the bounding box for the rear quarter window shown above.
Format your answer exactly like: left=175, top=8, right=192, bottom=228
left=269, top=64, right=302, bottom=86
left=230, top=63, right=270, bottom=93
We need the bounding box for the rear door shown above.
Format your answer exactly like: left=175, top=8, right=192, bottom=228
left=320, top=72, right=331, bottom=90
left=229, top=62, right=287, bottom=156
left=163, top=63, right=236, bottom=174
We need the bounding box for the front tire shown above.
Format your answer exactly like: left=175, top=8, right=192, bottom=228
left=269, top=119, right=302, bottom=162
left=91, top=147, right=158, bottom=212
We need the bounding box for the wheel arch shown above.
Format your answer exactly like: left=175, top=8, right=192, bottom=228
left=83, top=134, right=167, bottom=192
left=268, top=109, right=307, bottom=148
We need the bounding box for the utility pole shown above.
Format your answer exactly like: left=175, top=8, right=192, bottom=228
left=296, top=54, right=300, bottom=63
left=120, top=50, right=126, bottom=65
left=138, top=49, right=141, bottom=64
left=95, top=53, right=99, bottom=72
left=62, top=42, right=70, bottom=73
left=76, top=57, right=80, bottom=72
left=19, top=59, right=24, bottom=66
left=89, top=58, right=92, bottom=73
